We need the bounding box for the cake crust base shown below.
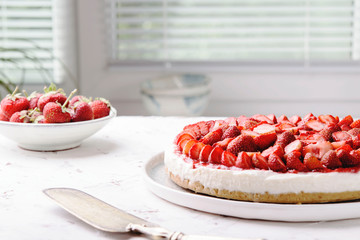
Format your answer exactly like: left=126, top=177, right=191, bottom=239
left=168, top=170, right=360, bottom=204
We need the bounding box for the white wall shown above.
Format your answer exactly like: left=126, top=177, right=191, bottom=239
left=76, top=0, right=360, bottom=117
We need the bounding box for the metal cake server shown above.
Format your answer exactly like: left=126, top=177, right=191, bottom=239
left=43, top=188, right=263, bottom=240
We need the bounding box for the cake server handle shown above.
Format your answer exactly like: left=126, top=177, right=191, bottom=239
left=127, top=223, right=264, bottom=240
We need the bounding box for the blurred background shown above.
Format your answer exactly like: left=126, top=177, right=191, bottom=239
left=0, top=0, right=359, bottom=117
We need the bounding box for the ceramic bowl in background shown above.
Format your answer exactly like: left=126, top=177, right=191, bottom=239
left=141, top=74, right=211, bottom=116
left=0, top=108, right=117, bottom=151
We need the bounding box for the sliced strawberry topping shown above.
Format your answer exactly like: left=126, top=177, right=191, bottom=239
left=284, top=140, right=303, bottom=156
left=208, top=147, right=224, bottom=164
left=221, top=151, right=237, bottom=167
left=241, top=118, right=261, bottom=130
left=318, top=115, right=338, bottom=124
left=213, top=138, right=234, bottom=150
left=321, top=150, right=342, bottom=169
left=289, top=115, right=302, bottom=125
left=175, top=132, right=195, bottom=145
left=268, top=153, right=287, bottom=172
left=338, top=115, right=353, bottom=127
left=276, top=131, right=296, bottom=148
left=305, top=120, right=325, bottom=131
left=183, top=123, right=202, bottom=139
left=201, top=128, right=222, bottom=145
left=253, top=123, right=276, bottom=134
left=235, top=152, right=253, bottom=169
left=261, top=145, right=285, bottom=159
left=303, top=153, right=324, bottom=171
left=224, top=117, right=238, bottom=126
left=350, top=119, right=360, bottom=129
left=227, top=135, right=257, bottom=156
left=253, top=132, right=277, bottom=150
left=332, top=131, right=352, bottom=143
left=286, top=151, right=307, bottom=172
left=199, top=145, right=213, bottom=162
left=189, top=142, right=206, bottom=160
left=251, top=114, right=273, bottom=124
left=222, top=126, right=241, bottom=140
left=302, top=141, right=333, bottom=159
left=182, top=139, right=197, bottom=156
left=277, top=115, right=289, bottom=122
left=266, top=114, right=277, bottom=124
left=252, top=153, right=269, bottom=170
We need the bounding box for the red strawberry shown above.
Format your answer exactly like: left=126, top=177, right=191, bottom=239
left=224, top=117, right=238, bottom=126
left=208, top=146, right=224, bottom=164
left=350, top=119, right=360, bottom=129
left=227, top=135, right=257, bottom=156
left=352, top=135, right=360, bottom=149
left=332, top=131, right=352, bottom=144
left=303, top=153, right=323, bottom=171
left=221, top=151, right=237, bottom=167
left=182, top=139, right=197, bottom=156
left=69, top=95, right=89, bottom=107
left=302, top=141, right=333, bottom=159
left=276, top=122, right=297, bottom=132
left=90, top=98, right=111, bottom=119
left=235, top=152, right=253, bottom=169
left=261, top=145, right=285, bottom=159
left=276, top=131, right=296, bottom=148
left=236, top=115, right=248, bottom=126
left=268, top=153, right=287, bottom=172
left=241, top=118, right=260, bottom=130
left=28, top=92, right=43, bottom=110
left=338, top=115, right=353, bottom=126
left=71, top=102, right=94, bottom=122
left=1, top=87, right=30, bottom=119
left=43, top=102, right=71, bottom=123
left=253, top=123, right=275, bottom=134
left=184, top=123, right=202, bottom=139
left=348, top=150, right=360, bottom=167
left=213, top=137, right=234, bottom=150
left=266, top=114, right=277, bottom=124
left=335, top=146, right=359, bottom=167
left=340, top=124, right=352, bottom=131
left=197, top=121, right=211, bottom=137
left=179, top=139, right=191, bottom=151
left=277, top=115, right=289, bottom=122
left=201, top=128, right=222, bottom=145
left=347, top=128, right=360, bottom=137
left=251, top=114, right=273, bottom=124
left=9, top=110, right=31, bottom=123
left=37, top=84, right=67, bottom=112
left=253, top=132, right=277, bottom=150
left=321, top=150, right=342, bottom=169
left=305, top=120, right=325, bottom=131
left=189, top=142, right=206, bottom=160
left=318, top=115, right=337, bottom=124
left=303, top=113, right=317, bottom=122
left=284, top=140, right=302, bottom=156
left=221, top=126, right=241, bottom=140
left=289, top=115, right=301, bottom=125
left=0, top=109, right=9, bottom=121
left=43, top=89, right=76, bottom=123
left=241, top=130, right=260, bottom=138
left=199, top=145, right=213, bottom=162
left=175, top=132, right=195, bottom=145
left=252, top=153, right=269, bottom=170
left=286, top=151, right=307, bottom=172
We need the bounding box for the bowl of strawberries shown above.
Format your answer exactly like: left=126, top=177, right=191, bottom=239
left=0, top=84, right=116, bottom=151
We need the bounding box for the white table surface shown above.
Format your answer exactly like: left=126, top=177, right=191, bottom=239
left=1, top=116, right=360, bottom=240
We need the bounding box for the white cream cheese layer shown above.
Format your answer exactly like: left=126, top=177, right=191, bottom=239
left=164, top=145, right=360, bottom=194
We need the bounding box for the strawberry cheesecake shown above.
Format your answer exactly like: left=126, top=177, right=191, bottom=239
left=164, top=114, right=360, bottom=204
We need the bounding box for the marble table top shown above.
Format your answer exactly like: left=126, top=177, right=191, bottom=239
left=1, top=116, right=360, bottom=240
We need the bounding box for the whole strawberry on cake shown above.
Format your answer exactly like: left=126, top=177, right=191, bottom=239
left=164, top=113, right=360, bottom=204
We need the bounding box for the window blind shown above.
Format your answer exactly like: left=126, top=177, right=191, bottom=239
left=106, top=0, right=360, bottom=67
left=0, top=0, right=54, bottom=84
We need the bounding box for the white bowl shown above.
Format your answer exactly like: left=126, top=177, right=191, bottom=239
left=0, top=108, right=117, bottom=151
left=141, top=74, right=211, bottom=116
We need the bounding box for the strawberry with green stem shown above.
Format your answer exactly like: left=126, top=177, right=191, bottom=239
left=90, top=98, right=111, bottom=119
left=0, top=86, right=30, bottom=119
left=43, top=89, right=77, bottom=123
left=37, top=83, right=67, bottom=112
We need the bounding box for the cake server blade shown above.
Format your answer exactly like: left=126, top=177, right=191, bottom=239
left=44, top=187, right=263, bottom=240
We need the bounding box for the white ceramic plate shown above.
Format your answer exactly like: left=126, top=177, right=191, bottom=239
left=143, top=152, right=360, bottom=222
left=0, top=108, right=116, bottom=151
